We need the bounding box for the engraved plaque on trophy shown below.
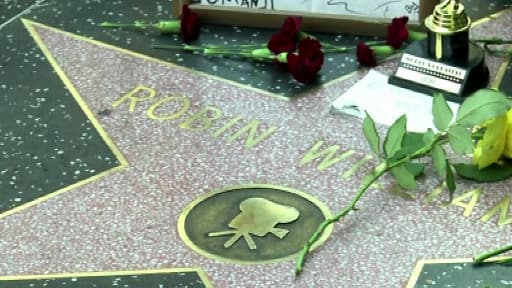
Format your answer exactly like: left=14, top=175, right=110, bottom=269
left=389, top=0, right=489, bottom=103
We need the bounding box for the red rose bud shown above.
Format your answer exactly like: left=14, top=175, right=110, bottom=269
left=180, top=4, right=200, bottom=41
left=268, top=32, right=297, bottom=54
left=268, top=16, right=303, bottom=54
left=356, top=43, right=377, bottom=67
left=386, top=16, right=409, bottom=49
left=356, top=44, right=395, bottom=67
left=280, top=16, right=302, bottom=36
left=286, top=38, right=324, bottom=83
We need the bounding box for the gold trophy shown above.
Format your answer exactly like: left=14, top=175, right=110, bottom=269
left=389, top=0, right=488, bottom=102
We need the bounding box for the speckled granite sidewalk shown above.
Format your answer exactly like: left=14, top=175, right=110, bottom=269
left=1, top=1, right=512, bottom=287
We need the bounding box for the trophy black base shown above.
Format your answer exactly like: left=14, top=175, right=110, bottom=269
left=389, top=39, right=489, bottom=103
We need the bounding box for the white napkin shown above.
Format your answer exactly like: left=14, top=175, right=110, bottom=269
left=331, top=70, right=459, bottom=132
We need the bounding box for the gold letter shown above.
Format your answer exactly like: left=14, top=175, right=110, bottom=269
left=227, top=119, right=277, bottom=149
left=147, top=96, right=191, bottom=120
left=179, top=106, right=223, bottom=131
left=480, top=196, right=512, bottom=226
left=450, top=188, right=482, bottom=217
left=212, top=115, right=243, bottom=137
left=340, top=154, right=384, bottom=189
left=300, top=140, right=355, bottom=171
left=341, top=154, right=371, bottom=178
left=423, top=182, right=446, bottom=204
left=112, top=85, right=156, bottom=112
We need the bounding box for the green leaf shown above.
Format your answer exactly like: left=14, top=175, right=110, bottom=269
left=384, top=115, right=407, bottom=158
left=391, top=164, right=417, bottom=189
left=432, top=144, right=446, bottom=177
left=454, top=163, right=512, bottom=182
left=389, top=183, right=416, bottom=200
left=447, top=125, right=474, bottom=155
left=422, top=128, right=435, bottom=144
left=456, top=89, right=511, bottom=127
left=405, top=162, right=426, bottom=178
left=432, top=93, right=453, bottom=131
left=403, top=131, right=424, bottom=147
left=445, top=161, right=456, bottom=197
left=363, top=112, right=381, bottom=155
left=390, top=132, right=425, bottom=161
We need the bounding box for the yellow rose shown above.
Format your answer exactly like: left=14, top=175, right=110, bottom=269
left=473, top=109, right=512, bottom=169
left=504, top=109, right=512, bottom=158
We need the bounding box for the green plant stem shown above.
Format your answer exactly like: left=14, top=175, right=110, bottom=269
left=100, top=21, right=151, bottom=29
left=323, top=47, right=352, bottom=53
left=295, top=162, right=388, bottom=275
left=295, top=135, right=444, bottom=275
left=152, top=45, right=256, bottom=58
left=321, top=40, right=385, bottom=53
left=471, top=38, right=512, bottom=57
left=152, top=44, right=204, bottom=51
left=100, top=22, right=133, bottom=28
left=152, top=45, right=260, bottom=57
left=472, top=39, right=512, bottom=45
left=151, top=40, right=389, bottom=58
left=321, top=40, right=385, bottom=48
left=202, top=44, right=266, bottom=50
left=474, top=244, right=512, bottom=264
left=203, top=49, right=253, bottom=57
left=484, top=47, right=512, bottom=57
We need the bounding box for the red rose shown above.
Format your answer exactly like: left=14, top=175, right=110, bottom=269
left=386, top=16, right=409, bottom=49
left=356, top=43, right=377, bottom=67
left=180, top=4, right=200, bottom=42
left=286, top=38, right=324, bottom=83
left=268, top=33, right=297, bottom=55
left=280, top=17, right=302, bottom=36
left=268, top=17, right=303, bottom=54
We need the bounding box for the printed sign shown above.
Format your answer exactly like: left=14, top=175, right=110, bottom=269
left=200, top=0, right=422, bottom=20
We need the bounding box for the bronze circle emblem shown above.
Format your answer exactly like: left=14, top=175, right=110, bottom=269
left=178, top=184, right=333, bottom=264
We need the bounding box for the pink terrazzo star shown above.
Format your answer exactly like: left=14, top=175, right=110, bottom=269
left=0, top=17, right=512, bottom=288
